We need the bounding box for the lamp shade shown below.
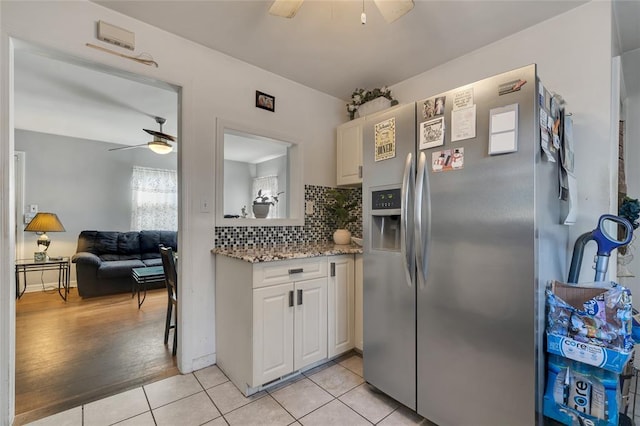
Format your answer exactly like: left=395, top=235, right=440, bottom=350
left=24, top=212, right=66, bottom=233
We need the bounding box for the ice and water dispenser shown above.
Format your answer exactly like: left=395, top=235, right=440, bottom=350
left=370, top=187, right=402, bottom=251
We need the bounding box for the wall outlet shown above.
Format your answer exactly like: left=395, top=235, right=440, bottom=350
left=305, top=200, right=314, bottom=215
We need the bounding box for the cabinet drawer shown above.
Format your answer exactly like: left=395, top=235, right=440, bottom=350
left=253, top=258, right=328, bottom=289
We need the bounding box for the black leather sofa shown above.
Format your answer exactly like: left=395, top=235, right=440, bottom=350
left=72, top=230, right=177, bottom=298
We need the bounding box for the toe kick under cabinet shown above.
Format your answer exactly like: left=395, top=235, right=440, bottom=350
left=215, top=255, right=355, bottom=396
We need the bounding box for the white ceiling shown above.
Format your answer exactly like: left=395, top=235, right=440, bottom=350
left=95, top=0, right=588, bottom=100
left=14, top=41, right=179, bottom=147
left=13, top=0, right=640, bottom=146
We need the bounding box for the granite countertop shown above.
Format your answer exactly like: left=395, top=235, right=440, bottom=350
left=212, top=243, right=363, bottom=263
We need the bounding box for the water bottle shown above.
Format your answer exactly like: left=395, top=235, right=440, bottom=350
left=568, top=361, right=592, bottom=415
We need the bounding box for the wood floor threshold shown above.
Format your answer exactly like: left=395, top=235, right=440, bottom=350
left=14, top=288, right=179, bottom=425
left=13, top=367, right=180, bottom=426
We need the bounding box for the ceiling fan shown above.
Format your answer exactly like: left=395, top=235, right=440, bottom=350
left=109, top=116, right=176, bottom=154
left=269, top=0, right=414, bottom=23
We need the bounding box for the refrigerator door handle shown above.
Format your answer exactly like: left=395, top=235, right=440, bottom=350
left=401, top=152, right=415, bottom=288
left=415, top=151, right=430, bottom=288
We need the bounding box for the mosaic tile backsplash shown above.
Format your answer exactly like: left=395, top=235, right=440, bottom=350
left=214, top=185, right=362, bottom=249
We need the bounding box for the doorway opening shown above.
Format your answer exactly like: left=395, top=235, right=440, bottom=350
left=13, top=39, right=181, bottom=423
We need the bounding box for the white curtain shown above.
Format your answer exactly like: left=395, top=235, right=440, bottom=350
left=252, top=175, right=279, bottom=218
left=131, top=166, right=178, bottom=231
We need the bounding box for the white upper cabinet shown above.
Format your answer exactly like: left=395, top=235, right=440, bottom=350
left=336, top=117, right=364, bottom=186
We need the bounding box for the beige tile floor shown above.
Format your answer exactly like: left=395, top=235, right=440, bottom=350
left=26, top=353, right=430, bottom=426
left=29, top=353, right=640, bottom=425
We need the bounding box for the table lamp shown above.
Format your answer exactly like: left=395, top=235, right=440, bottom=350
left=24, top=212, right=65, bottom=259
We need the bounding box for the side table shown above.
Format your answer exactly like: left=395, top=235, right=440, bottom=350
left=132, top=266, right=165, bottom=308
left=15, top=257, right=71, bottom=301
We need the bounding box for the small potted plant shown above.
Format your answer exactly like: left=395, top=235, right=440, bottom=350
left=253, top=189, right=283, bottom=219
left=346, top=86, right=399, bottom=120
left=325, top=189, right=358, bottom=244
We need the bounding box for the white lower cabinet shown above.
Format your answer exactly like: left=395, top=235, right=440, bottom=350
left=216, top=254, right=360, bottom=395
left=252, top=282, right=294, bottom=385
left=252, top=277, right=328, bottom=386
left=328, top=255, right=355, bottom=357
left=216, top=256, right=330, bottom=395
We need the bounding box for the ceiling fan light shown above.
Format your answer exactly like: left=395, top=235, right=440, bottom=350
left=148, top=140, right=173, bottom=154
left=373, top=0, right=414, bottom=23
left=269, top=0, right=304, bottom=18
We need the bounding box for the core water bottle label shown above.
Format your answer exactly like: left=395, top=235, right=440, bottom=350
left=559, top=337, right=606, bottom=367
left=569, top=377, right=592, bottom=415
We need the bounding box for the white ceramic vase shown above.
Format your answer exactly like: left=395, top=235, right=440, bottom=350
left=333, top=229, right=352, bottom=245
left=252, top=203, right=270, bottom=219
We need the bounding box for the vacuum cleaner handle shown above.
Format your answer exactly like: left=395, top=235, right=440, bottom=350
left=567, top=214, right=633, bottom=283
left=592, top=214, right=632, bottom=256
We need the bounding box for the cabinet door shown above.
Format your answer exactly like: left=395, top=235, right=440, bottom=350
left=253, top=282, right=294, bottom=386
left=337, top=118, right=364, bottom=186
left=328, top=256, right=355, bottom=357
left=294, top=277, right=328, bottom=371
left=354, top=254, right=363, bottom=351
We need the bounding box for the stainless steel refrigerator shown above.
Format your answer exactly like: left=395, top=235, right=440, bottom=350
left=362, top=65, right=568, bottom=425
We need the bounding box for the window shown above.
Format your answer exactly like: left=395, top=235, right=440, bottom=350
left=131, top=166, right=177, bottom=231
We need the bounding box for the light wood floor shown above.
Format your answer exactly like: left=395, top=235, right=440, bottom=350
left=14, top=287, right=179, bottom=425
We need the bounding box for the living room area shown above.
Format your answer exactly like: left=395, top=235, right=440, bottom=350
left=13, top=43, right=181, bottom=424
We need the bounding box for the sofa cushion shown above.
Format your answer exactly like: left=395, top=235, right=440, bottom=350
left=76, top=231, right=99, bottom=254
left=95, top=232, right=120, bottom=255
left=99, top=254, right=141, bottom=261
left=142, top=258, right=163, bottom=267
left=97, top=260, right=146, bottom=279
left=140, top=230, right=177, bottom=259
left=118, top=232, right=141, bottom=255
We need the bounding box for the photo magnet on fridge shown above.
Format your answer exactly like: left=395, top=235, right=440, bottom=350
left=422, top=96, right=446, bottom=119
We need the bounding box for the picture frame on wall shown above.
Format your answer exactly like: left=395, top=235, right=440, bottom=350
left=255, top=90, right=275, bottom=112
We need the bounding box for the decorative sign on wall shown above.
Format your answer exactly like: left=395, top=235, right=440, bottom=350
left=374, top=117, right=396, bottom=162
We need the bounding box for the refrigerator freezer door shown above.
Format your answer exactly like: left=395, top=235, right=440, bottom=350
left=363, top=103, right=417, bottom=410
left=416, top=65, right=539, bottom=425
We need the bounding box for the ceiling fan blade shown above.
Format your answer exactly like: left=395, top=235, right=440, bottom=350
left=108, top=143, right=146, bottom=152
left=374, top=0, right=414, bottom=23
left=143, top=128, right=176, bottom=142
left=269, top=0, right=304, bottom=18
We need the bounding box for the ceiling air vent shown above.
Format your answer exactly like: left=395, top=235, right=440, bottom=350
left=97, top=20, right=135, bottom=51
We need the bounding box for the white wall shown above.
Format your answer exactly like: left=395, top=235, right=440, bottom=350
left=391, top=1, right=615, bottom=282
left=621, top=48, right=640, bottom=296
left=223, top=159, right=253, bottom=217
left=0, top=1, right=344, bottom=423
left=15, top=129, right=177, bottom=289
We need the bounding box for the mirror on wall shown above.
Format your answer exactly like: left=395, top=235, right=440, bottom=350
left=215, top=120, right=303, bottom=226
